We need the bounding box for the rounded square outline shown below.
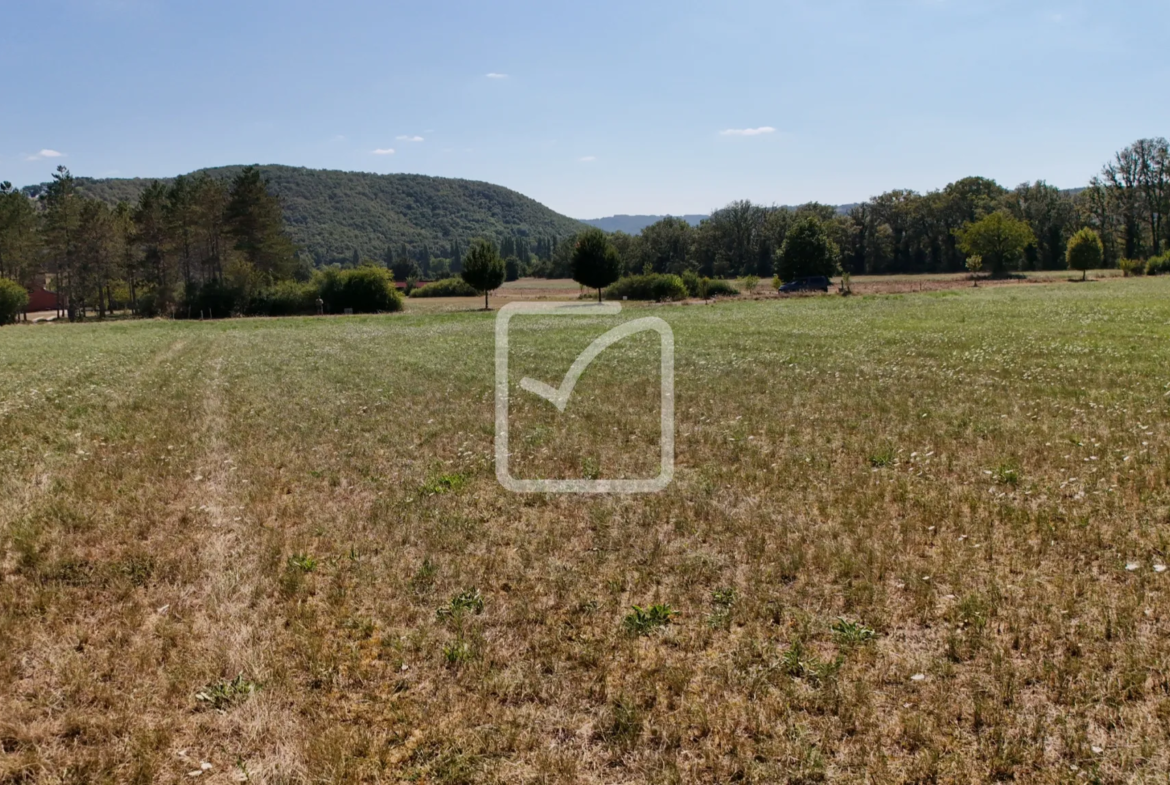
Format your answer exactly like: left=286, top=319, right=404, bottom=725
left=494, top=302, right=675, bottom=494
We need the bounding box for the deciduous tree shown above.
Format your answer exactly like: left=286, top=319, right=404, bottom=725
left=954, top=212, right=1034, bottom=277
left=1066, top=227, right=1103, bottom=281
left=776, top=217, right=839, bottom=282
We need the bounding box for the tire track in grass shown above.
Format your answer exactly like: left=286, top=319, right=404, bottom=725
left=167, top=340, right=308, bottom=784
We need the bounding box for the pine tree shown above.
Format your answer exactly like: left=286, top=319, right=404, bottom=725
left=44, top=167, right=82, bottom=318
left=224, top=165, right=297, bottom=280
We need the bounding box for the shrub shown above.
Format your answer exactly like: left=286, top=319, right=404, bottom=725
left=135, top=289, right=165, bottom=318
left=0, top=278, right=29, bottom=325
left=1119, top=258, right=1146, bottom=277
left=315, top=266, right=403, bottom=314
left=604, top=273, right=688, bottom=302
left=681, top=270, right=702, bottom=297
left=409, top=277, right=479, bottom=298
left=249, top=280, right=317, bottom=316
left=1146, top=254, right=1170, bottom=276
left=740, top=275, right=760, bottom=293
left=184, top=279, right=241, bottom=318
left=703, top=278, right=739, bottom=298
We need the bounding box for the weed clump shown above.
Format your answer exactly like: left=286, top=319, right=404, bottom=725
left=196, top=674, right=258, bottom=711
left=437, top=589, right=484, bottom=621
left=623, top=603, right=677, bottom=636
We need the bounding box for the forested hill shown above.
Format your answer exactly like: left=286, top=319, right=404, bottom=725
left=25, top=165, right=589, bottom=265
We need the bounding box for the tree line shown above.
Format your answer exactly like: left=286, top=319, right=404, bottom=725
left=529, top=137, right=1170, bottom=281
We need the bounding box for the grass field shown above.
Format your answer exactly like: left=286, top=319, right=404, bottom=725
left=2, top=278, right=1170, bottom=783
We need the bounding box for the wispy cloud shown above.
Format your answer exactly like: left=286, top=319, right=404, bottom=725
left=485, top=72, right=508, bottom=79
left=331, top=134, right=348, bottom=142
left=396, top=135, right=425, bottom=142
left=27, top=149, right=66, bottom=160
left=372, top=148, right=395, bottom=155
left=578, top=156, right=597, bottom=163
left=719, top=127, right=776, bottom=137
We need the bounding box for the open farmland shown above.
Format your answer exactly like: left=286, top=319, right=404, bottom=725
left=2, top=279, right=1170, bottom=783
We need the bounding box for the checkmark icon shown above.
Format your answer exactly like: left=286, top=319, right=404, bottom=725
left=494, top=302, right=675, bottom=494
left=519, top=317, right=666, bottom=413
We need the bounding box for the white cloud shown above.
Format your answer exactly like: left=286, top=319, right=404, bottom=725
left=28, top=149, right=65, bottom=160
left=485, top=72, right=508, bottom=79
left=372, top=148, right=395, bottom=155
left=396, top=135, right=425, bottom=142
left=578, top=156, right=597, bottom=162
left=331, top=134, right=347, bottom=142
left=719, top=127, right=776, bottom=137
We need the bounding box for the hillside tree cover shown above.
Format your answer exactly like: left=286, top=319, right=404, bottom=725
left=23, top=165, right=588, bottom=270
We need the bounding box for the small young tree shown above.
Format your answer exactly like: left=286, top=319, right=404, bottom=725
left=1066, top=227, right=1103, bottom=281
left=0, top=277, right=29, bottom=325
left=965, top=255, right=983, bottom=286
left=571, top=229, right=622, bottom=302
left=775, top=217, right=840, bottom=282
left=461, top=239, right=506, bottom=310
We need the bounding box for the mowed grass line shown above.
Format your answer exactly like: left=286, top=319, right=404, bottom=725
left=1, top=279, right=1169, bottom=783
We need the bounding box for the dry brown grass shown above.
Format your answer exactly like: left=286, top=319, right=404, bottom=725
left=2, top=277, right=1170, bottom=783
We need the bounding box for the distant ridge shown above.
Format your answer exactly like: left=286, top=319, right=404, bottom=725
left=580, top=215, right=708, bottom=234
left=23, top=165, right=590, bottom=265
left=581, top=207, right=854, bottom=235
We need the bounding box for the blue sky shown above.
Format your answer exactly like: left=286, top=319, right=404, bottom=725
left=3, top=0, right=1167, bottom=218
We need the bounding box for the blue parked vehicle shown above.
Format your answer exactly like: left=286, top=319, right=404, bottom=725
left=778, top=276, right=831, bottom=293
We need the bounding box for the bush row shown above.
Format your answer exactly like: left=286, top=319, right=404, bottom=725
left=1119, top=254, right=1170, bottom=276
left=408, top=277, right=479, bottom=298
left=176, top=266, right=403, bottom=318
left=602, top=272, right=742, bottom=301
